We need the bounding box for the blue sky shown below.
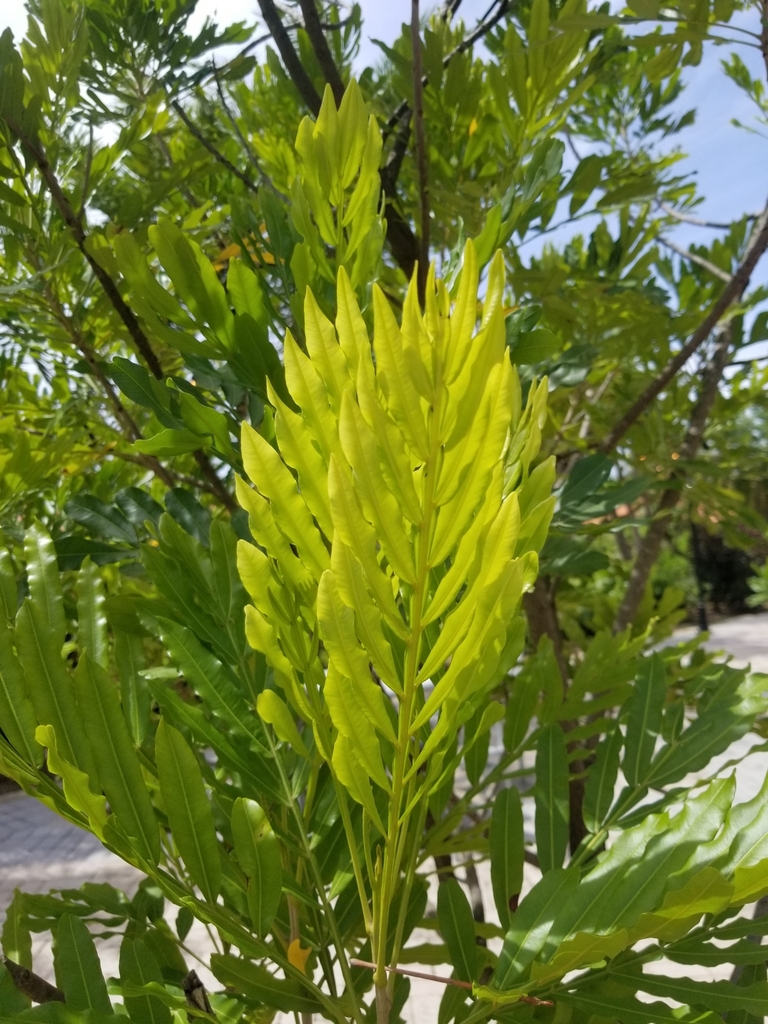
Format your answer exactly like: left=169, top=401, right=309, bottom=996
left=2, top=0, right=766, bottom=282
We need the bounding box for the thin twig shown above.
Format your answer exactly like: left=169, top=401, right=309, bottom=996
left=657, top=201, right=739, bottom=231
left=599, top=201, right=768, bottom=454
left=412, top=0, right=430, bottom=302
left=171, top=100, right=259, bottom=195
left=384, top=0, right=511, bottom=136
left=657, top=236, right=733, bottom=283
left=350, top=960, right=553, bottom=1005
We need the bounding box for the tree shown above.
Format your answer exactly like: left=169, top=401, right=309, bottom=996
left=1, top=0, right=768, bottom=1022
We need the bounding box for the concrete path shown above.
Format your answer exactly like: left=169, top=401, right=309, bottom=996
left=1, top=612, right=767, bottom=1021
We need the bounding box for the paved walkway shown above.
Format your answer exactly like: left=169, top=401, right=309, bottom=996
left=1, top=612, right=767, bottom=1021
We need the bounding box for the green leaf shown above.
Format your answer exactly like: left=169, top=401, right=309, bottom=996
left=492, top=868, right=579, bottom=990
left=119, top=937, right=172, bottom=1024
left=54, top=538, right=134, bottom=572
left=76, top=558, right=108, bottom=670
left=623, top=654, right=666, bottom=787
left=0, top=959, right=29, bottom=1014
left=2, top=889, right=32, bottom=969
left=24, top=521, right=66, bottom=641
left=436, top=878, right=477, bottom=983
left=73, top=652, right=160, bottom=866
left=0, top=620, right=42, bottom=766
left=65, top=495, right=138, bottom=545
left=54, top=914, right=112, bottom=1014
left=110, top=358, right=180, bottom=430
left=134, top=428, right=203, bottom=457
left=535, top=723, right=570, bottom=873
left=164, top=491, right=212, bottom=549
left=16, top=600, right=99, bottom=782
left=115, top=630, right=150, bottom=746
left=583, top=720, right=623, bottom=832
left=155, top=718, right=221, bottom=903
left=210, top=955, right=321, bottom=1015
left=508, top=328, right=560, bottom=365
left=115, top=488, right=165, bottom=529
left=609, top=970, right=768, bottom=1015
left=0, top=547, right=18, bottom=622
left=490, top=788, right=524, bottom=931
left=560, top=983, right=723, bottom=1024
left=231, top=797, right=282, bottom=937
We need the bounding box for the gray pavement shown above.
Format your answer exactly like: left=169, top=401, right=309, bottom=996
left=1, top=612, right=767, bottom=1021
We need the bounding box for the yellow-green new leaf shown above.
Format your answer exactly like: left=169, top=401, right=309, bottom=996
left=257, top=690, right=310, bottom=757
left=37, top=724, right=107, bottom=839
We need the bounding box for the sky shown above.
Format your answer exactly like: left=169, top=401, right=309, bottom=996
left=1, top=0, right=767, bottom=321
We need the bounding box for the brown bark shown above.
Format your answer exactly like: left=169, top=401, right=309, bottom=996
left=256, top=0, right=323, bottom=114
left=298, top=0, right=345, bottom=106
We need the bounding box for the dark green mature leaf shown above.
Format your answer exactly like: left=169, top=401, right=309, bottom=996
left=16, top=600, right=99, bottom=782
left=437, top=878, right=477, bottom=983
left=535, top=723, right=570, bottom=873
left=65, top=495, right=138, bottom=545
left=492, top=869, right=579, bottom=990
left=119, top=937, right=172, bottom=1024
left=583, top=721, right=623, bottom=833
left=559, top=984, right=722, bottom=1024
left=609, top=969, right=768, bottom=1015
left=0, top=548, right=18, bottom=623
left=110, top=358, right=180, bottom=430
left=24, top=521, right=66, bottom=641
left=490, top=788, right=524, bottom=931
left=155, top=719, right=221, bottom=903
left=115, top=630, right=150, bottom=746
left=115, top=488, right=165, bottom=528
left=76, top=558, right=108, bottom=670
left=2, top=889, right=32, bottom=969
left=231, top=797, right=282, bottom=937
left=623, top=654, right=666, bottom=787
left=54, top=538, right=135, bottom=572
left=0, top=620, right=42, bottom=766
left=74, top=653, right=160, bottom=866
left=54, top=914, right=112, bottom=1014
left=210, top=955, right=322, bottom=1014
left=150, top=683, right=284, bottom=805
left=164, top=490, right=212, bottom=548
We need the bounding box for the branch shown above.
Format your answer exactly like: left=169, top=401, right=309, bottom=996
left=384, top=0, right=511, bottom=136
left=3, top=958, right=65, bottom=1004
left=8, top=118, right=237, bottom=511
left=613, top=321, right=735, bottom=632
left=657, top=236, right=732, bottom=283
left=298, top=0, right=345, bottom=106
left=170, top=101, right=259, bottom=196
left=412, top=0, right=430, bottom=302
left=350, top=959, right=553, bottom=1004
left=657, top=201, right=738, bottom=231
left=255, top=0, right=322, bottom=115
left=599, top=202, right=768, bottom=454
left=7, top=116, right=164, bottom=379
